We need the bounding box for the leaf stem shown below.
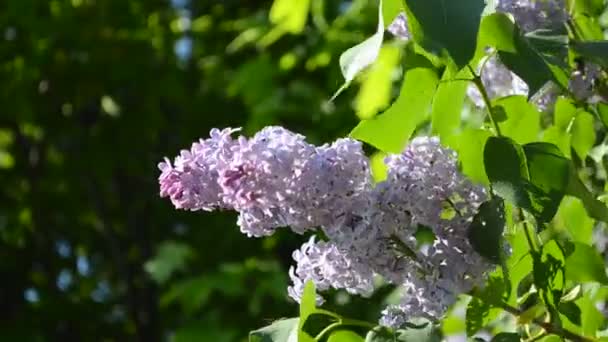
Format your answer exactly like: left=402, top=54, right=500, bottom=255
left=313, top=318, right=377, bottom=341
left=314, top=322, right=341, bottom=341
left=314, top=308, right=342, bottom=320
left=467, top=64, right=503, bottom=136
left=519, top=209, right=539, bottom=256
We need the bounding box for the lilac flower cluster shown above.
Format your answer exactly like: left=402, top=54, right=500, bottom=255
left=387, top=12, right=410, bottom=41
left=159, top=127, right=491, bottom=327
left=159, top=126, right=372, bottom=237
left=569, top=62, right=605, bottom=103
left=496, top=0, right=567, bottom=33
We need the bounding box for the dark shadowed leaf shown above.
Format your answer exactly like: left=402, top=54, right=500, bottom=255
left=491, top=332, right=521, bottom=342
left=523, top=143, right=570, bottom=222
left=494, top=22, right=569, bottom=94
left=558, top=301, right=582, bottom=326
left=298, top=281, right=317, bottom=342
left=571, top=41, right=608, bottom=69
left=484, top=137, right=528, bottom=185
left=468, top=198, right=506, bottom=264
left=403, top=0, right=485, bottom=68
left=533, top=240, right=565, bottom=311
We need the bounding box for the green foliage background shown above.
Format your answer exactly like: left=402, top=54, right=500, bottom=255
left=0, top=0, right=387, bottom=340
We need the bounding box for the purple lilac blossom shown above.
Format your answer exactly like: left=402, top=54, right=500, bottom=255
left=387, top=12, right=410, bottom=41
left=159, top=128, right=492, bottom=326
left=158, top=127, right=239, bottom=211
left=496, top=0, right=567, bottom=33
left=569, top=62, right=603, bottom=103
left=287, top=236, right=375, bottom=304
left=467, top=55, right=561, bottom=112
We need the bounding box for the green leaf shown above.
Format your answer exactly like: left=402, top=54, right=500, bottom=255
left=475, top=13, right=517, bottom=58
left=403, top=0, right=485, bottom=68
left=523, top=143, right=569, bottom=193
left=300, top=280, right=316, bottom=316
left=567, top=0, right=606, bottom=15
left=598, top=102, right=608, bottom=128
left=260, top=0, right=311, bottom=45
left=559, top=301, right=582, bottom=326
left=395, top=323, right=442, bottom=342
left=536, top=335, right=562, bottom=342
left=484, top=136, right=528, bottom=185
left=370, top=152, right=388, bottom=182
left=565, top=242, right=608, bottom=284
left=506, top=228, right=534, bottom=304
left=382, top=0, right=404, bottom=28
left=566, top=168, right=608, bottom=223
left=542, top=97, right=576, bottom=157
left=485, top=138, right=571, bottom=222
left=328, top=330, right=365, bottom=342
left=561, top=285, right=583, bottom=302
left=542, top=127, right=570, bottom=158
left=430, top=67, right=470, bottom=138
left=497, top=26, right=568, bottom=94
left=355, top=45, right=402, bottom=119
left=483, top=136, right=532, bottom=208
left=444, top=128, right=491, bottom=184
left=571, top=14, right=604, bottom=40
left=336, top=0, right=385, bottom=89
left=569, top=0, right=607, bottom=39
left=350, top=67, right=439, bottom=153
left=365, top=326, right=392, bottom=342
left=571, top=111, right=596, bottom=161
left=249, top=318, right=299, bottom=342
left=298, top=281, right=317, bottom=342
left=534, top=240, right=566, bottom=311
left=268, top=0, right=310, bottom=33
left=493, top=96, right=541, bottom=144
left=524, top=29, right=569, bottom=56
left=571, top=41, right=608, bottom=69
left=491, top=332, right=521, bottom=342
left=523, top=142, right=570, bottom=222
left=466, top=297, right=489, bottom=336
left=466, top=297, right=502, bottom=336
left=554, top=197, right=594, bottom=244
left=554, top=97, right=578, bottom=130
left=468, top=198, right=506, bottom=264
left=478, top=273, right=509, bottom=306
left=576, top=285, right=606, bottom=336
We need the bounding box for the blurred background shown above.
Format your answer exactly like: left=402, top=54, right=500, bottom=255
left=0, top=0, right=401, bottom=340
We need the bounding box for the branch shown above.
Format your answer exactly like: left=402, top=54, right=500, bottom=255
left=467, top=64, right=503, bottom=136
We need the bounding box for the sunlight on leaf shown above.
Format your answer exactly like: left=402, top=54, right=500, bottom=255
left=332, top=0, right=385, bottom=100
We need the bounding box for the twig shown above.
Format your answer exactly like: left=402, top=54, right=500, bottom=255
left=467, top=64, right=503, bottom=136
